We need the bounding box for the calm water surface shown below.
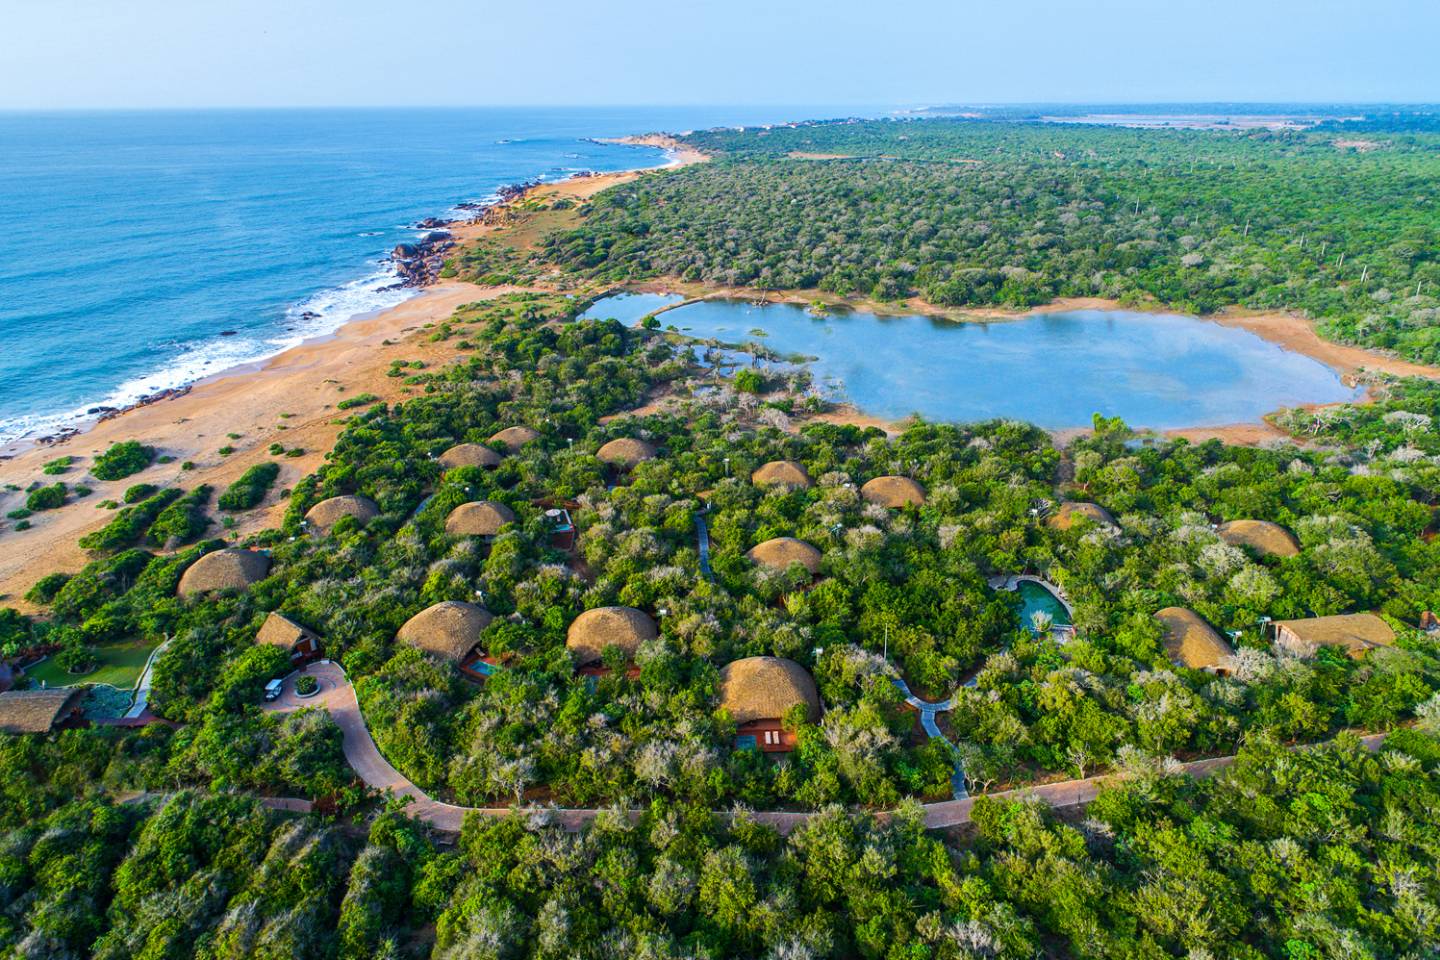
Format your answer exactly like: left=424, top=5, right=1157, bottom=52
left=584, top=296, right=1359, bottom=429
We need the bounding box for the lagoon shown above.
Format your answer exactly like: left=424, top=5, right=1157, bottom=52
left=585, top=296, right=1360, bottom=429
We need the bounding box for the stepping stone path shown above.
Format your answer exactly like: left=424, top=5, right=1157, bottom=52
left=893, top=677, right=967, bottom=800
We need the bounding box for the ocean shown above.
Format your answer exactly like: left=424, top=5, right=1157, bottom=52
left=0, top=106, right=851, bottom=446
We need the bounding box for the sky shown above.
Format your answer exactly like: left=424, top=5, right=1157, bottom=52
left=2, top=0, right=1437, bottom=110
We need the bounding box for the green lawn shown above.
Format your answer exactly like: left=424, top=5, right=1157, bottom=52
left=24, top=638, right=160, bottom=690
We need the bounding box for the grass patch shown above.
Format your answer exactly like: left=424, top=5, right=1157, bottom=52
left=23, top=636, right=161, bottom=690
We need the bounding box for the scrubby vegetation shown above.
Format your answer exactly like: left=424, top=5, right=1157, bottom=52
left=90, top=440, right=155, bottom=481
left=218, top=462, right=280, bottom=511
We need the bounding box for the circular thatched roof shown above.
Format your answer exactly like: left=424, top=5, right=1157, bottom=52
left=752, top=460, right=813, bottom=490
left=1217, top=520, right=1300, bottom=559
left=445, top=500, right=516, bottom=538
left=396, top=600, right=493, bottom=662
left=596, top=438, right=657, bottom=469
left=747, top=537, right=822, bottom=575
left=1047, top=501, right=1117, bottom=531
left=304, top=494, right=379, bottom=533
left=1154, top=607, right=1233, bottom=671
left=438, top=443, right=503, bottom=470
left=178, top=548, right=271, bottom=598
left=488, top=426, right=541, bottom=452
left=256, top=611, right=318, bottom=649
left=861, top=476, right=926, bottom=508
left=566, top=605, right=657, bottom=665
left=718, top=656, right=822, bottom=725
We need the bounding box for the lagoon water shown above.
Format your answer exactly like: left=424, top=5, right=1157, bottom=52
left=0, top=106, right=852, bottom=445
left=585, top=296, right=1359, bottom=428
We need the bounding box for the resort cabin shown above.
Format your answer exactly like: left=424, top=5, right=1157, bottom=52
left=256, top=611, right=322, bottom=666
left=595, top=438, right=658, bottom=473
left=860, top=476, right=927, bottom=508
left=566, top=605, right=657, bottom=678
left=438, top=443, right=504, bottom=471
left=752, top=460, right=813, bottom=491
left=1215, top=520, right=1300, bottom=559
left=1270, top=613, right=1396, bottom=660
left=444, top=500, right=516, bottom=539
left=718, top=656, right=822, bottom=753
left=1047, top=501, right=1117, bottom=532
left=1154, top=607, right=1234, bottom=674
left=0, top=688, right=86, bottom=735
left=746, top=537, right=823, bottom=577
left=304, top=494, right=379, bottom=534
left=488, top=426, right=542, bottom=453
left=396, top=600, right=498, bottom=679
left=177, top=548, right=271, bottom=599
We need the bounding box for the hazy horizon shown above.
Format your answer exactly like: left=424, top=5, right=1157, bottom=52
left=4, top=0, right=1438, bottom=111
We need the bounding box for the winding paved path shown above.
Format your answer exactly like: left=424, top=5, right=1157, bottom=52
left=893, top=677, right=966, bottom=799
left=268, top=661, right=1388, bottom=835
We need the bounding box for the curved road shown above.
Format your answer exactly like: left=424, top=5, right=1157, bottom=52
left=268, top=661, right=1388, bottom=835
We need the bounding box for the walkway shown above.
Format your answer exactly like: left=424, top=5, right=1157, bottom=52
left=123, top=635, right=175, bottom=720
left=693, top=507, right=714, bottom=581
left=893, top=677, right=966, bottom=799
left=269, top=662, right=1388, bottom=836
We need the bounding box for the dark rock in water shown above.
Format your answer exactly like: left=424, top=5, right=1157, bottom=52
left=392, top=243, right=419, bottom=259
left=220, top=330, right=237, bottom=337
left=422, top=230, right=452, bottom=242
left=414, top=217, right=450, bottom=229
left=87, top=405, right=119, bottom=415
left=300, top=310, right=320, bottom=320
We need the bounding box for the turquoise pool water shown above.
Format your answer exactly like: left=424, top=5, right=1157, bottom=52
left=1015, top=581, right=1071, bottom=634
left=597, top=297, right=1360, bottom=429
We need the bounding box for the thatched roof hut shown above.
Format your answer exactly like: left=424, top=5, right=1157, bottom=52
left=0, top=688, right=85, bottom=734
left=1272, top=613, right=1396, bottom=659
left=178, top=548, right=271, bottom=598
left=1047, top=501, right=1117, bottom=531
left=747, top=537, right=822, bottom=575
left=752, top=460, right=813, bottom=491
left=445, top=500, right=516, bottom=538
left=718, top=657, right=822, bottom=725
left=596, top=438, right=657, bottom=470
left=1154, top=607, right=1233, bottom=672
left=860, top=476, right=926, bottom=508
left=438, top=443, right=503, bottom=470
left=488, top=426, right=541, bottom=452
left=256, top=612, right=322, bottom=662
left=304, top=494, right=379, bottom=533
left=566, top=606, right=657, bottom=666
left=397, top=601, right=494, bottom=662
left=1217, top=520, right=1301, bottom=559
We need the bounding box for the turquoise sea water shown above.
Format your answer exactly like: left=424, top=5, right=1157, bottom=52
left=585, top=296, right=1360, bottom=429
left=0, top=107, right=849, bottom=445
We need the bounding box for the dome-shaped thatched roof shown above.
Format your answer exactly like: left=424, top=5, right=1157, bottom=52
left=1047, top=501, right=1117, bottom=531
left=397, top=600, right=493, bottom=662
left=860, top=476, right=926, bottom=508
left=438, top=443, right=503, bottom=470
left=596, top=438, right=657, bottom=469
left=718, top=657, right=822, bottom=725
left=752, top=460, right=813, bottom=490
left=1217, top=520, right=1300, bottom=559
left=445, top=500, right=516, bottom=538
left=256, top=611, right=318, bottom=649
left=566, top=606, right=657, bottom=665
left=178, top=548, right=271, bottom=598
left=304, top=494, right=379, bottom=533
left=488, top=426, right=541, bottom=452
left=1154, top=607, right=1233, bottom=671
left=746, top=537, right=822, bottom=575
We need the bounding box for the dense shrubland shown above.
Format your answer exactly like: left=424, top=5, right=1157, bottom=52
left=538, top=117, right=1440, bottom=362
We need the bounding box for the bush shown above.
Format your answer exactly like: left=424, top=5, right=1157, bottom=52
left=733, top=369, right=765, bottom=393
left=122, top=483, right=159, bottom=504
left=77, top=489, right=182, bottom=552
left=25, top=572, right=72, bottom=605
left=41, top=456, right=74, bottom=475
left=336, top=393, right=380, bottom=411
left=296, top=675, right=318, bottom=695
left=91, top=441, right=155, bottom=481
left=55, top=638, right=97, bottom=674
left=26, top=483, right=67, bottom=511
left=148, top=485, right=212, bottom=547
left=218, top=463, right=280, bottom=511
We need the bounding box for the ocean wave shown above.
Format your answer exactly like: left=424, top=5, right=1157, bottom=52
left=0, top=265, right=416, bottom=447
